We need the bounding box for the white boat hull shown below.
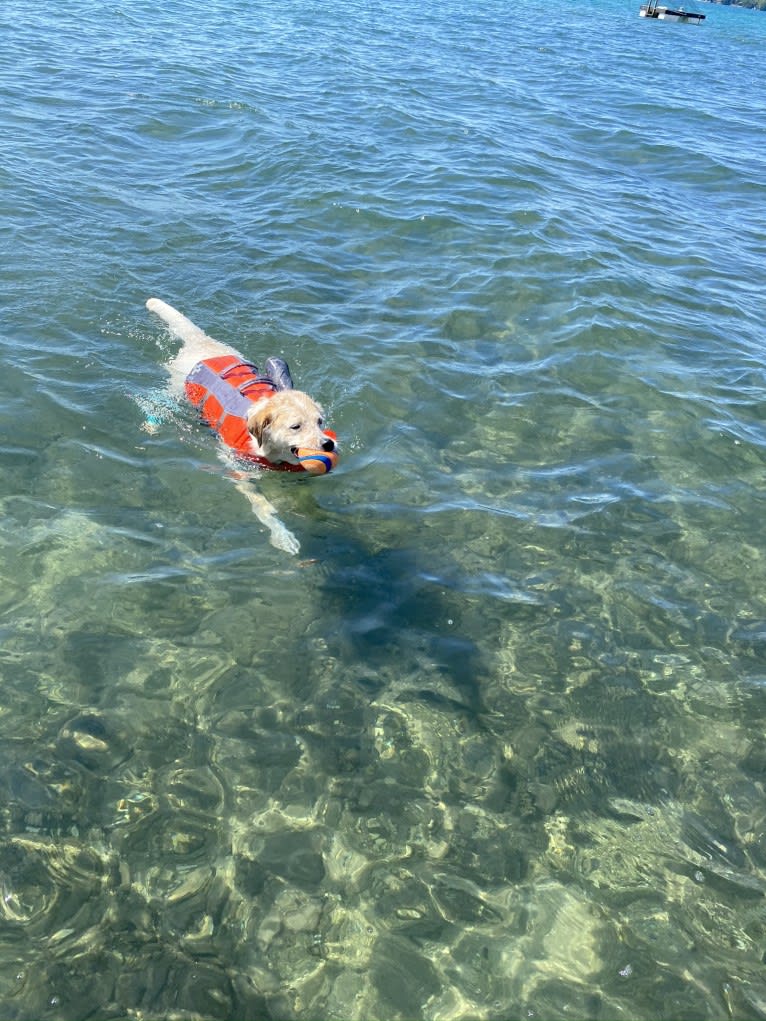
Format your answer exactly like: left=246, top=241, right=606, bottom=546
left=639, top=4, right=705, bottom=21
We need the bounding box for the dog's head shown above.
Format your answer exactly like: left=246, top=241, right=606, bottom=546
left=247, top=391, right=337, bottom=466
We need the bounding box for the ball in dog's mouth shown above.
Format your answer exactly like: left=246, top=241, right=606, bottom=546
left=293, top=446, right=339, bottom=474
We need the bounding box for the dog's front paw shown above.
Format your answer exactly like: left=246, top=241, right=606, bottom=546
left=232, top=477, right=300, bottom=555
left=268, top=520, right=300, bottom=556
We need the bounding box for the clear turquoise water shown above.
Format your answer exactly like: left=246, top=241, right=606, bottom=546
left=2, top=0, right=766, bottom=1017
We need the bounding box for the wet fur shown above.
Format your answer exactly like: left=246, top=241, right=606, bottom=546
left=146, top=297, right=329, bottom=555
left=245, top=389, right=329, bottom=467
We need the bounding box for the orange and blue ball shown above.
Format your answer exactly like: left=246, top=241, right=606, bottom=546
left=295, top=447, right=339, bottom=475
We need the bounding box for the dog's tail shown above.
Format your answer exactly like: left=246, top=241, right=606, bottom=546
left=146, top=298, right=214, bottom=346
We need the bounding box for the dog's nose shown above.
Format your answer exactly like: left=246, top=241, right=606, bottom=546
left=322, top=437, right=335, bottom=452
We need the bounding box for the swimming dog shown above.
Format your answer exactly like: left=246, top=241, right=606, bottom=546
left=146, top=298, right=337, bottom=554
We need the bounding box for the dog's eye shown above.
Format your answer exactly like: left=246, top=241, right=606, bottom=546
left=318, top=418, right=324, bottom=427
left=290, top=423, right=301, bottom=431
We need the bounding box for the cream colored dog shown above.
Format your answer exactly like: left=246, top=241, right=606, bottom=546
left=146, top=297, right=334, bottom=555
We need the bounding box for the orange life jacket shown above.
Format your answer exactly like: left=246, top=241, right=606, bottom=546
left=184, top=355, right=334, bottom=472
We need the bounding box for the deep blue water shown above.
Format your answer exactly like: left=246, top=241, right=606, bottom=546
left=2, top=0, right=766, bottom=1018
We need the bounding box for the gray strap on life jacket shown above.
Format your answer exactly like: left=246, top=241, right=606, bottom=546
left=221, top=360, right=281, bottom=398
left=187, top=360, right=258, bottom=426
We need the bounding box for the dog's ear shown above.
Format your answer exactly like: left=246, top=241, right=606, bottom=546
left=248, top=405, right=272, bottom=447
